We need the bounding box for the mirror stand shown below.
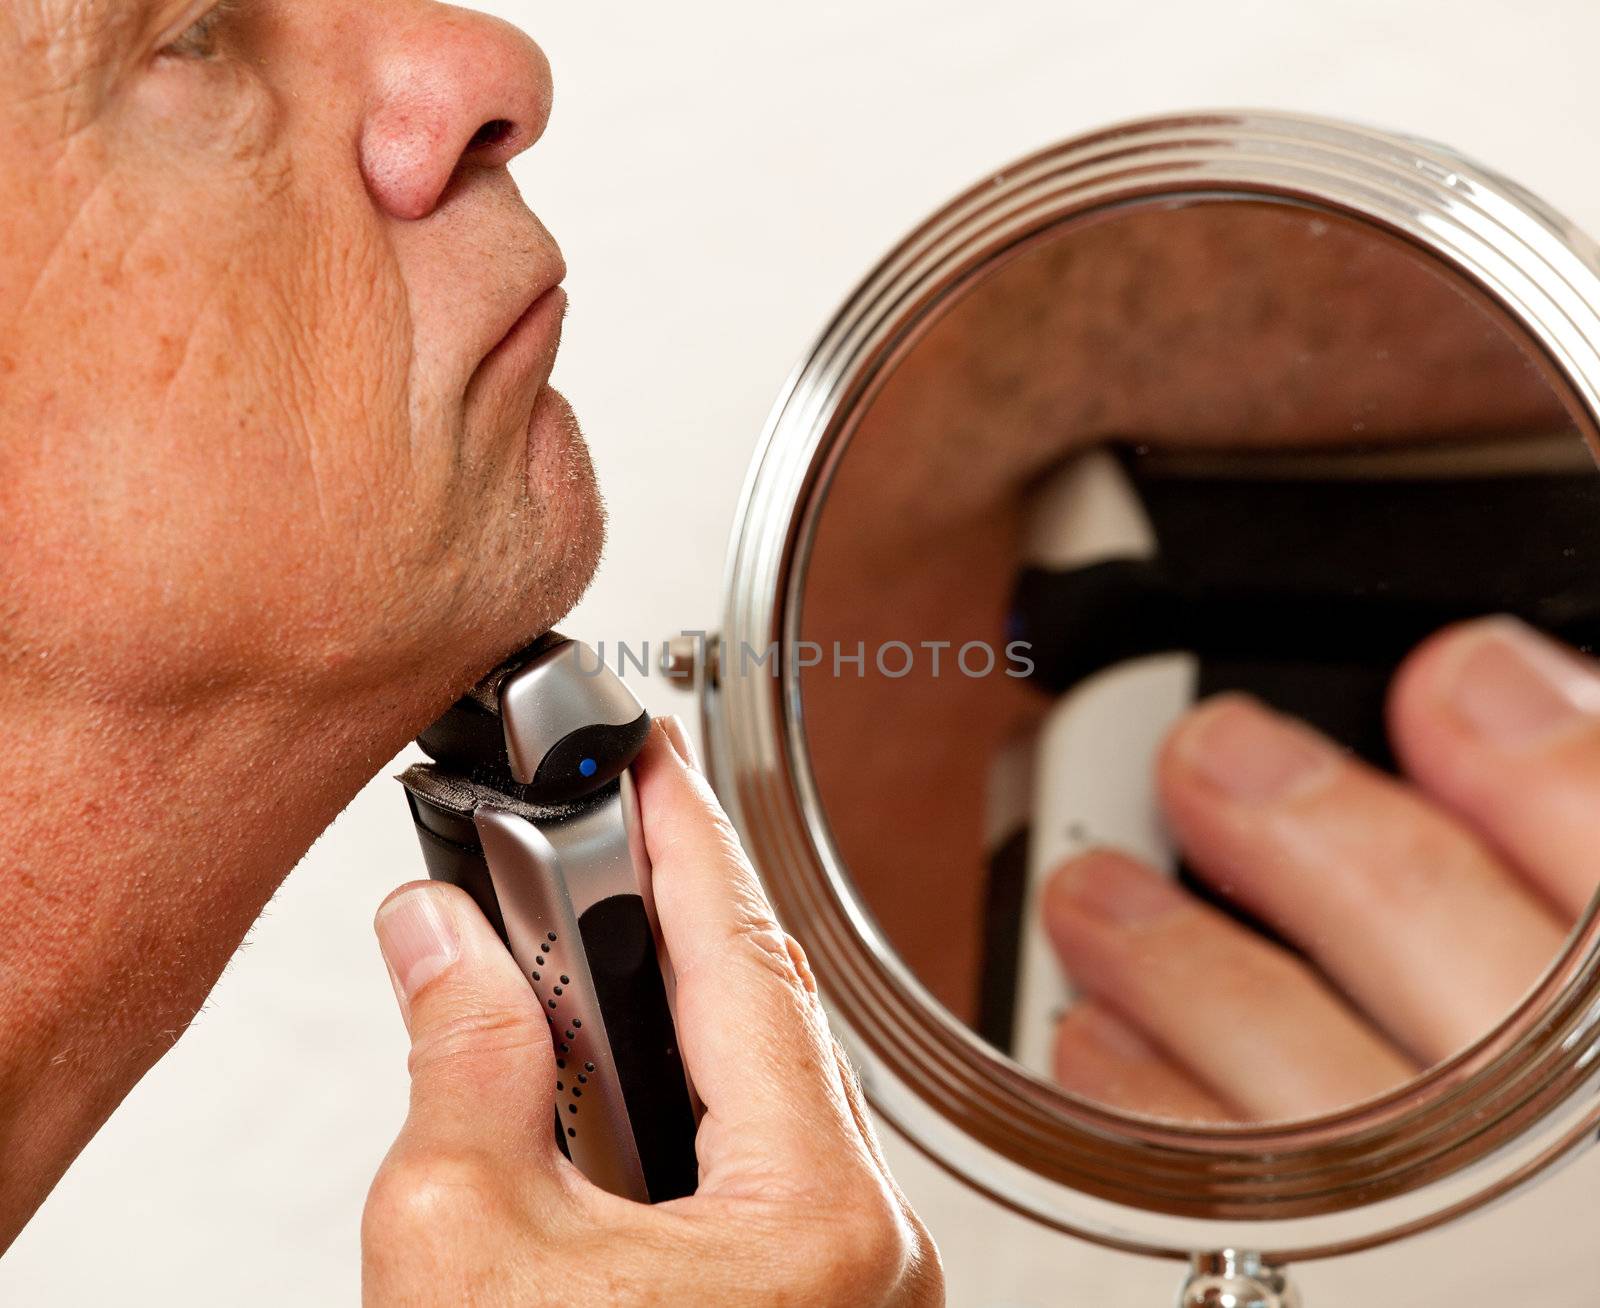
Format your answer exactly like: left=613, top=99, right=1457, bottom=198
left=1177, top=1251, right=1300, bottom=1308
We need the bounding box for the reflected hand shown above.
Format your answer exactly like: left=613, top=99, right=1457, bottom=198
left=1044, top=616, right=1599, bottom=1122
left=362, top=724, right=941, bottom=1306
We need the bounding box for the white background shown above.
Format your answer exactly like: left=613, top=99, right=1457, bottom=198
left=7, top=2, right=1600, bottom=1303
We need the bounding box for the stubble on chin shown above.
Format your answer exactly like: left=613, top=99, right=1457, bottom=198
left=506, top=385, right=607, bottom=642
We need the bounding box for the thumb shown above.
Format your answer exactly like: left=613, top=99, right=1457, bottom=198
left=375, top=882, right=560, bottom=1171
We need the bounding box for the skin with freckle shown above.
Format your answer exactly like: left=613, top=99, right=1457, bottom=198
left=0, top=1, right=599, bottom=705
left=0, top=0, right=604, bottom=1251
left=0, top=7, right=941, bottom=1301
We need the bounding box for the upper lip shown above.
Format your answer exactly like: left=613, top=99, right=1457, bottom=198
left=483, top=253, right=568, bottom=365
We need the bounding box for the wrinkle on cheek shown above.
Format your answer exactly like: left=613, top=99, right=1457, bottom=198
left=234, top=281, right=337, bottom=522
left=304, top=231, right=429, bottom=542
left=288, top=212, right=416, bottom=535
left=12, top=132, right=117, bottom=326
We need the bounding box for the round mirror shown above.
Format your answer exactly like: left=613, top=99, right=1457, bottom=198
left=800, top=196, right=1598, bottom=1124
left=700, top=113, right=1600, bottom=1277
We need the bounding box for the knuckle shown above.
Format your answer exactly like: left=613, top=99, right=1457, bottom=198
left=723, top=906, right=805, bottom=992
left=851, top=1187, right=912, bottom=1269
left=804, top=1181, right=918, bottom=1300
left=786, top=934, right=821, bottom=998
left=363, top=1148, right=501, bottom=1243
left=407, top=1002, right=545, bottom=1076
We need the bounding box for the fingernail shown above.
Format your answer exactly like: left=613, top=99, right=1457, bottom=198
left=1177, top=696, right=1339, bottom=803
left=1441, top=619, right=1600, bottom=747
left=1049, top=853, right=1187, bottom=928
left=376, top=890, right=459, bottom=1005
left=660, top=714, right=701, bottom=771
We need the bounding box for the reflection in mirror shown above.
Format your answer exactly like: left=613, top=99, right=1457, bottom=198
left=797, top=198, right=1600, bottom=1126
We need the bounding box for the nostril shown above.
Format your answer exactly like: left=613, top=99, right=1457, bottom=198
left=467, top=118, right=516, bottom=152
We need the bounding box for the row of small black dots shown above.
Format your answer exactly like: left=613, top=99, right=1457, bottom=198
left=536, top=931, right=577, bottom=1098
left=559, top=1059, right=598, bottom=1142
left=554, top=934, right=574, bottom=1145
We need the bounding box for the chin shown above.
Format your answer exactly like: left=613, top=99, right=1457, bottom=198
left=398, top=387, right=605, bottom=690
left=517, top=386, right=607, bottom=634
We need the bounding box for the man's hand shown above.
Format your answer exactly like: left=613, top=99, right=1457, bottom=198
left=362, top=721, right=942, bottom=1306
left=1045, top=616, right=1599, bottom=1121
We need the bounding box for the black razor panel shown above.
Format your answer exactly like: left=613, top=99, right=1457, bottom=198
left=578, top=894, right=699, bottom=1202
left=416, top=697, right=509, bottom=775
left=403, top=794, right=510, bottom=951
left=529, top=711, right=653, bottom=805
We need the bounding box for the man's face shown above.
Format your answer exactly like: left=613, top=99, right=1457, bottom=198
left=0, top=0, right=602, bottom=710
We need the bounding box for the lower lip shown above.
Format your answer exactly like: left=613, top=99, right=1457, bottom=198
left=483, top=285, right=568, bottom=384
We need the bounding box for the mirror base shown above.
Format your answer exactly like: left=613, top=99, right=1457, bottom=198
left=1178, top=1252, right=1300, bottom=1308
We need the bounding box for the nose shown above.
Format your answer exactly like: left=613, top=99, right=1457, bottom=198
left=361, top=5, right=554, bottom=222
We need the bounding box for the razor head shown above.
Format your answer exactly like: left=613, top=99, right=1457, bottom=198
left=417, top=634, right=652, bottom=806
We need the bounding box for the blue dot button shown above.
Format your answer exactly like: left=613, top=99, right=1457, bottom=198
left=579, top=757, right=598, bottom=778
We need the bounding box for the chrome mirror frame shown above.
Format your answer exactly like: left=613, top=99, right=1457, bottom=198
left=699, top=110, right=1600, bottom=1265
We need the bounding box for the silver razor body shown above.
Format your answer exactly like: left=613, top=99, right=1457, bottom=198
left=400, top=637, right=700, bottom=1203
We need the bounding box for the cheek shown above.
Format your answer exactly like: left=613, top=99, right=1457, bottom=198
left=5, top=68, right=598, bottom=688
left=5, top=166, right=420, bottom=672
left=124, top=58, right=423, bottom=530
left=166, top=204, right=421, bottom=575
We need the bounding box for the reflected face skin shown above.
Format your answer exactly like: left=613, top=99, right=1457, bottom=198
left=0, top=0, right=603, bottom=710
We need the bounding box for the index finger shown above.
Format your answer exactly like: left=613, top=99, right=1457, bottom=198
left=1389, top=617, right=1600, bottom=922
left=632, top=720, right=856, bottom=1190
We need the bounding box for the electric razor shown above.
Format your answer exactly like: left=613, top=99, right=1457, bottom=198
left=397, top=633, right=699, bottom=1203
